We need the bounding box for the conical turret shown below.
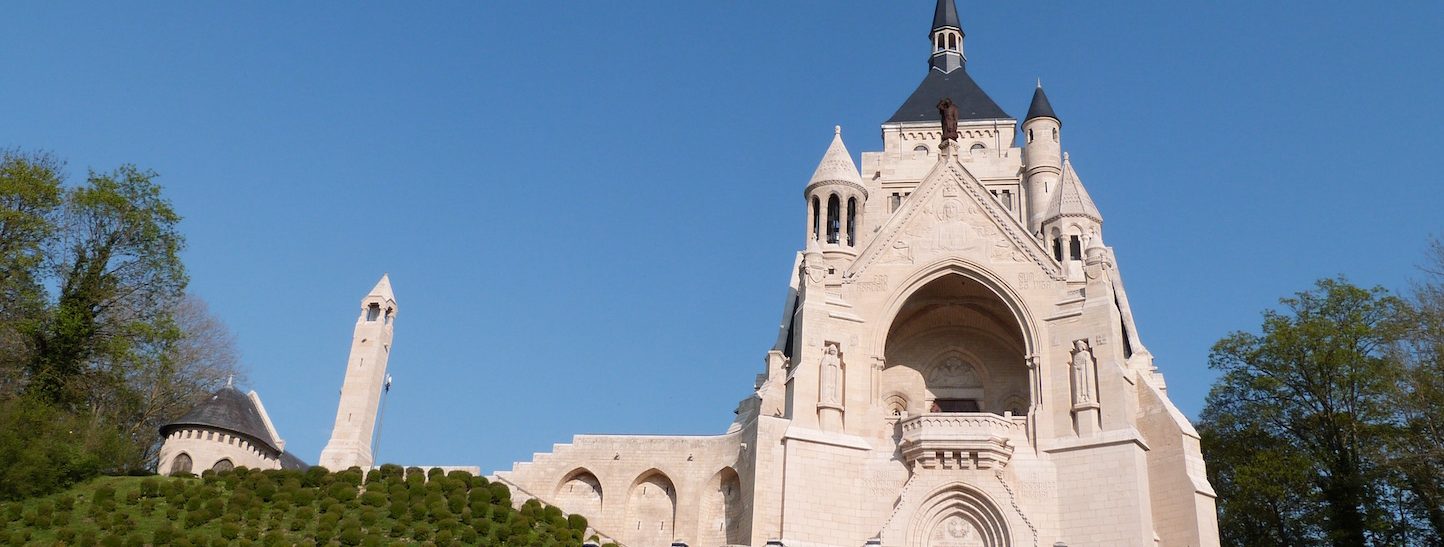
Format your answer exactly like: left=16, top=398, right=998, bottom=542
left=1024, top=82, right=1064, bottom=234
left=1025, top=82, right=1059, bottom=123
left=804, top=126, right=866, bottom=254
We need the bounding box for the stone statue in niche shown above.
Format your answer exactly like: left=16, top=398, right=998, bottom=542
left=1071, top=339, right=1096, bottom=404
left=820, top=343, right=842, bottom=405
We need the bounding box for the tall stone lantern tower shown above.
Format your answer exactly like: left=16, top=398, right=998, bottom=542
left=318, top=274, right=396, bottom=471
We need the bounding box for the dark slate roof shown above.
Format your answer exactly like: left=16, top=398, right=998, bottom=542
left=933, top=0, right=961, bottom=32
left=161, top=387, right=280, bottom=452
left=1026, top=85, right=1059, bottom=122
left=886, top=68, right=1011, bottom=123
left=279, top=451, right=309, bottom=470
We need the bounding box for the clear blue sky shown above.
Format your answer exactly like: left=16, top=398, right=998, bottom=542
left=4, top=2, right=1442, bottom=474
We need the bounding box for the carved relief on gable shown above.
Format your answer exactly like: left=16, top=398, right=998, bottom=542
left=851, top=164, right=1062, bottom=281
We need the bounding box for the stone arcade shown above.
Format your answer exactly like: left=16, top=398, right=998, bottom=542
left=494, top=2, right=1220, bottom=546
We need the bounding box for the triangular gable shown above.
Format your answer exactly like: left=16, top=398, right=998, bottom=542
left=847, top=157, right=1062, bottom=280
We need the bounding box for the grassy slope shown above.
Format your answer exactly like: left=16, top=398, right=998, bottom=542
left=0, top=467, right=611, bottom=546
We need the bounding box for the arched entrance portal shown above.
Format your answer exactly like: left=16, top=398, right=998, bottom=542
left=905, top=484, right=1012, bottom=547
left=882, top=273, right=1029, bottom=416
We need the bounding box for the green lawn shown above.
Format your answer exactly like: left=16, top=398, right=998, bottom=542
left=0, top=466, right=610, bottom=546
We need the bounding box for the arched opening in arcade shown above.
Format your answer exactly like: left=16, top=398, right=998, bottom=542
left=882, top=272, right=1030, bottom=417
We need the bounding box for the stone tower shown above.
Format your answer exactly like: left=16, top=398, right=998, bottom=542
left=318, top=274, right=396, bottom=471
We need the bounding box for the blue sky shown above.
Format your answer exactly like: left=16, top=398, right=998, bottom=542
left=3, top=1, right=1442, bottom=474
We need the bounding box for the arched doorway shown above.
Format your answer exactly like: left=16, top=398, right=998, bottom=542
left=905, top=484, right=1012, bottom=547
left=882, top=273, right=1029, bottom=416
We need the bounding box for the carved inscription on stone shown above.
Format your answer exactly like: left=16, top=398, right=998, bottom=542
left=853, top=274, right=889, bottom=293
left=1015, top=272, right=1046, bottom=290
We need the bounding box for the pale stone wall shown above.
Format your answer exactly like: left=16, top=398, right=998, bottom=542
left=495, top=426, right=753, bottom=546
left=157, top=427, right=281, bottom=475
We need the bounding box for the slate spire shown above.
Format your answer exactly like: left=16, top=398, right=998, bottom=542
left=932, top=0, right=961, bottom=35
left=928, top=0, right=966, bottom=73
left=1026, top=82, right=1059, bottom=124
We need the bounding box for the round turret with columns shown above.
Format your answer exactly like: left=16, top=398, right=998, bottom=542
left=804, top=126, right=867, bottom=261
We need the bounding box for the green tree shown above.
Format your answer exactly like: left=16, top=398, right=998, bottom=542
left=1394, top=238, right=1444, bottom=540
left=0, top=396, right=134, bottom=500
left=0, top=151, right=243, bottom=491
left=28, top=164, right=187, bottom=408
left=0, top=150, right=64, bottom=398
left=1201, top=278, right=1411, bottom=545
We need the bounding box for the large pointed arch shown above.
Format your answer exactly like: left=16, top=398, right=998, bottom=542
left=905, top=482, right=1012, bottom=547
left=873, top=257, right=1040, bottom=362
left=696, top=466, right=747, bottom=546
left=624, top=469, right=677, bottom=547
left=555, top=467, right=604, bottom=520
left=873, top=258, right=1041, bottom=416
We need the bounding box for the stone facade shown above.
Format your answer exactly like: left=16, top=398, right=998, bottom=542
left=494, top=2, right=1220, bottom=546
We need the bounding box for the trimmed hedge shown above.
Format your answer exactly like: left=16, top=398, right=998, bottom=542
left=1, top=466, right=589, bottom=545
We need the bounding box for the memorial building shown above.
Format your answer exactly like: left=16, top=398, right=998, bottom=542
left=162, top=2, right=1221, bottom=545
left=493, top=2, right=1221, bottom=545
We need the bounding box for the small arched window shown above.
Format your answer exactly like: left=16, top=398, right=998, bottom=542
left=913, top=144, right=929, bottom=157
left=366, top=303, right=380, bottom=322
left=826, top=195, right=841, bottom=244
left=1069, top=235, right=1083, bottom=260
left=170, top=453, right=193, bottom=476
left=211, top=458, right=234, bottom=473
left=1053, top=237, right=1064, bottom=262
left=846, top=198, right=857, bottom=246
left=384, top=308, right=393, bottom=325
left=1027, top=129, right=1034, bottom=143
left=1053, top=127, right=1059, bottom=141
left=811, top=196, right=821, bottom=241
left=970, top=142, right=986, bottom=151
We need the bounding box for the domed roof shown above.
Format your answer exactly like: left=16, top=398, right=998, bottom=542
left=161, top=387, right=280, bottom=452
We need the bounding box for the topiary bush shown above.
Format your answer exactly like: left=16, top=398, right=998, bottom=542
left=93, top=484, right=116, bottom=504
left=139, top=478, right=160, bottom=498
left=327, top=482, right=357, bottom=504
left=338, top=525, right=364, bottom=546
left=153, top=522, right=176, bottom=544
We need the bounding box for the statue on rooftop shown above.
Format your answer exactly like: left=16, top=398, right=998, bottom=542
left=938, top=97, right=960, bottom=144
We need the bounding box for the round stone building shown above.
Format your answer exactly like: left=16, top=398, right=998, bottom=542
left=157, top=383, right=305, bottom=475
